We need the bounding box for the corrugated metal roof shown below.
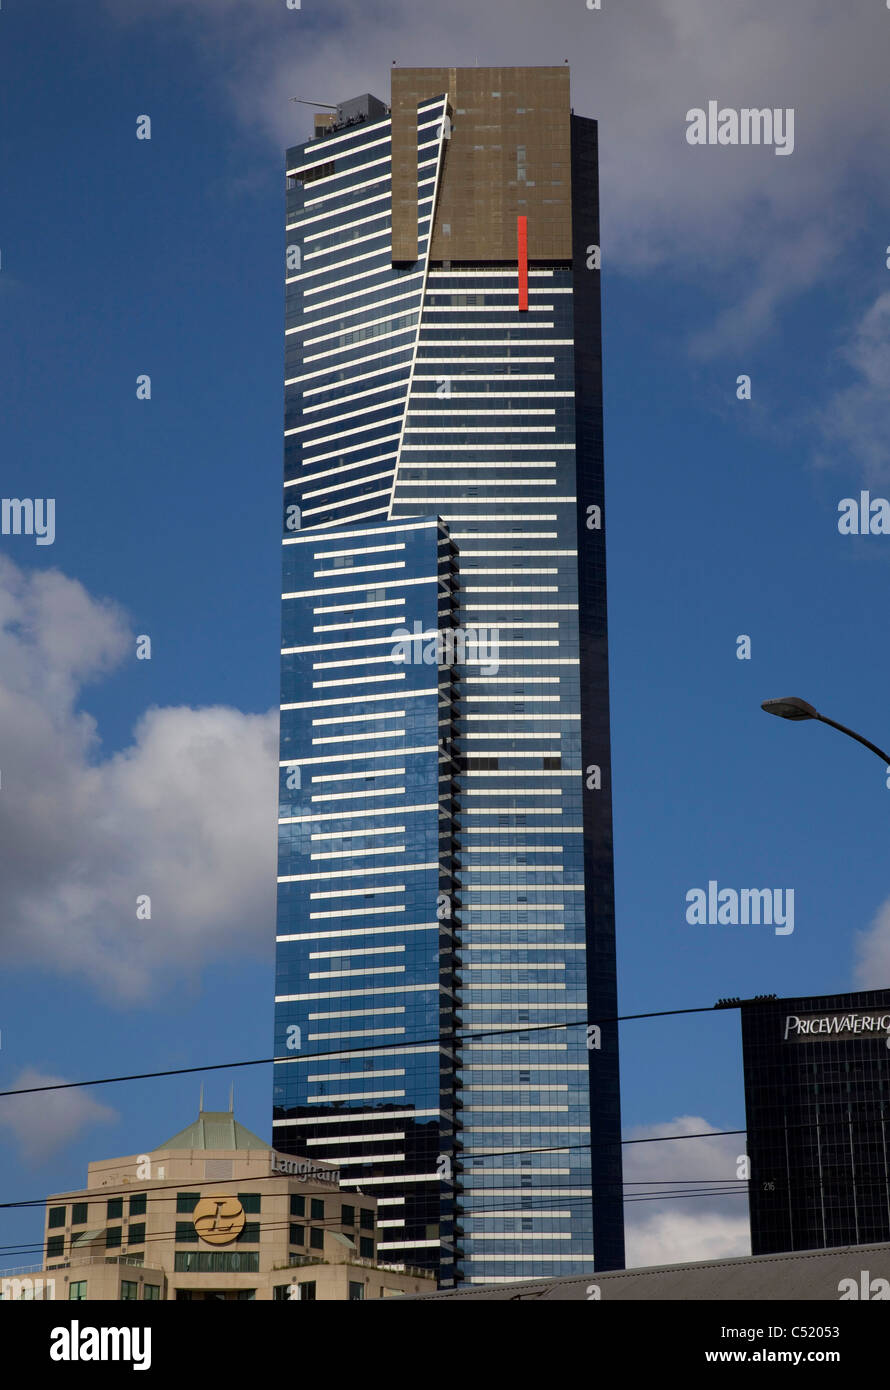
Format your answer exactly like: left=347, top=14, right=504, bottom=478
left=394, top=1242, right=890, bottom=1301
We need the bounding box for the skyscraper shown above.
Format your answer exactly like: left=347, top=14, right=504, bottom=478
left=273, top=67, right=624, bottom=1286
left=742, top=989, right=890, bottom=1255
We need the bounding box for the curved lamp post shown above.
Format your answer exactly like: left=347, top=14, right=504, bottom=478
left=761, top=696, right=890, bottom=768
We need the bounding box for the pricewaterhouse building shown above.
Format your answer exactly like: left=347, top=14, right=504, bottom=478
left=742, top=989, right=890, bottom=1256
left=273, top=66, right=624, bottom=1286
left=0, top=1109, right=431, bottom=1301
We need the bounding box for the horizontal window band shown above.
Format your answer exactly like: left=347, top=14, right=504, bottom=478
left=287, top=126, right=392, bottom=171
left=281, top=688, right=436, bottom=711
left=287, top=195, right=391, bottom=236
left=417, top=339, right=572, bottom=347
left=307, top=1067, right=405, bottom=1081
left=311, top=731, right=405, bottom=745
left=276, top=1109, right=436, bottom=1126
left=300, top=379, right=409, bottom=414
left=302, top=206, right=388, bottom=248
left=282, top=576, right=438, bottom=599
left=289, top=345, right=414, bottom=386
left=400, top=443, right=575, bottom=451
left=306, top=1090, right=405, bottom=1103
left=309, top=788, right=406, bottom=804
left=414, top=363, right=555, bottom=369
left=277, top=922, right=437, bottom=941
left=278, top=859, right=436, bottom=881
left=284, top=519, right=438, bottom=546
left=302, top=161, right=392, bottom=206
left=303, top=420, right=403, bottom=458
left=301, top=320, right=415, bottom=364
left=286, top=241, right=391, bottom=286
left=403, top=426, right=558, bottom=435
left=323, top=1153, right=407, bottom=1165
left=287, top=630, right=428, bottom=656
left=274, top=983, right=440, bottom=1002
left=303, top=1127, right=406, bottom=1140
left=426, top=268, right=557, bottom=278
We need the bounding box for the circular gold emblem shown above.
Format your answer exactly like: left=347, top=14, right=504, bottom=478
left=192, top=1194, right=245, bottom=1246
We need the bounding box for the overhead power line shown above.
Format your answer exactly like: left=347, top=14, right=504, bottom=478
left=0, top=999, right=750, bottom=1101
left=0, top=1169, right=752, bottom=1218
left=0, top=1185, right=753, bottom=1268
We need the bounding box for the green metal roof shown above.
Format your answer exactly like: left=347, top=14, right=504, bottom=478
left=153, top=1111, right=268, bottom=1153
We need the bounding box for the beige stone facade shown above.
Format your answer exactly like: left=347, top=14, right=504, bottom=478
left=1, top=1111, right=433, bottom=1302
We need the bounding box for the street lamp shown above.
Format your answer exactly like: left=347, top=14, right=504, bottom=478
left=761, top=696, right=890, bottom=767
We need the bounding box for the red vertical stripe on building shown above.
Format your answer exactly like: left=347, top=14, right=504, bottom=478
left=517, top=215, right=528, bottom=311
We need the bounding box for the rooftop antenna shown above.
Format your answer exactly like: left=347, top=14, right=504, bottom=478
left=199, top=1082, right=204, bottom=1113
left=229, top=1085, right=234, bottom=1114
left=290, top=97, right=338, bottom=109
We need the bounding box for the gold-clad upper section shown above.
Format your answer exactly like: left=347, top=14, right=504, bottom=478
left=390, top=66, right=572, bottom=264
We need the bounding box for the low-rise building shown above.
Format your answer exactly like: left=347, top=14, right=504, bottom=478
left=1, top=1107, right=433, bottom=1301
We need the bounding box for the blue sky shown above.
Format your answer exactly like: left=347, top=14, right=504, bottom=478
left=1, top=0, right=889, bottom=1270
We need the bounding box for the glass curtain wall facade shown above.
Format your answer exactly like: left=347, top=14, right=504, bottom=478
left=274, top=68, right=624, bottom=1287
left=742, top=989, right=890, bottom=1255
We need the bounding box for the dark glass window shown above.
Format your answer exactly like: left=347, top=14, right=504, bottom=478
left=144, top=1284, right=160, bottom=1301
left=298, top=161, right=334, bottom=184
left=128, top=1193, right=147, bottom=1217
left=309, top=1227, right=324, bottom=1250
left=176, top=1192, right=200, bottom=1214
left=273, top=1284, right=292, bottom=1301
left=359, top=1208, right=374, bottom=1231
left=341, top=1204, right=355, bottom=1226
left=349, top=1281, right=364, bottom=1301
left=236, top=1223, right=260, bottom=1244
left=71, top=1203, right=88, bottom=1226
left=299, top=1280, right=316, bottom=1301
left=173, top=1251, right=259, bottom=1273
left=359, top=1237, right=374, bottom=1259
left=69, top=1281, right=87, bottom=1300
left=46, top=1236, right=64, bottom=1258
left=290, top=1193, right=305, bottom=1218
left=175, top=1222, right=198, bottom=1245
left=289, top=1224, right=304, bottom=1246
left=106, top=1227, right=122, bottom=1250
left=127, top=1222, right=145, bottom=1246
left=310, top=1198, right=324, bottom=1220
left=48, top=1206, right=66, bottom=1229
left=107, top=1198, right=123, bottom=1220
left=121, top=1281, right=139, bottom=1301
left=238, top=1193, right=261, bottom=1214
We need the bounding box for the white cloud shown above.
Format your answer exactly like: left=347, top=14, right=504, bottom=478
left=852, top=894, right=890, bottom=990
left=623, top=1115, right=750, bottom=1268
left=0, top=557, right=278, bottom=1000
left=815, top=291, right=890, bottom=481
left=105, top=0, right=890, bottom=354
left=0, top=1068, right=117, bottom=1164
